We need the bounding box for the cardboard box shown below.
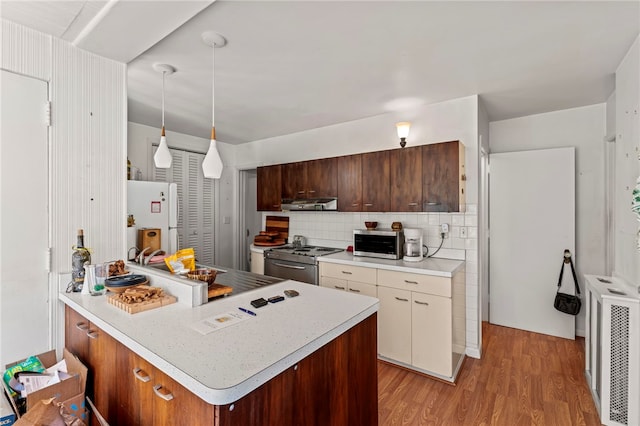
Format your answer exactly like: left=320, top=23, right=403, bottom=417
left=2, top=349, right=87, bottom=419
left=0, top=390, right=15, bottom=425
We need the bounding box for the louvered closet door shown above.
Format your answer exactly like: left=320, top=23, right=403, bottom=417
left=152, top=148, right=215, bottom=266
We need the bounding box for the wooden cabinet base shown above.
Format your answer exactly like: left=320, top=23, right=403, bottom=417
left=217, top=313, right=378, bottom=426
left=65, top=307, right=378, bottom=426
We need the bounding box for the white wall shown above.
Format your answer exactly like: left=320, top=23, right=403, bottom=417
left=232, top=95, right=483, bottom=357
left=490, top=104, right=607, bottom=336
left=613, top=35, right=640, bottom=285
left=127, top=122, right=236, bottom=268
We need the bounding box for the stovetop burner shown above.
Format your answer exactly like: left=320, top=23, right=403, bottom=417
left=266, top=245, right=343, bottom=260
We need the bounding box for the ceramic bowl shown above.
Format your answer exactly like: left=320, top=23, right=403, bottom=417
left=365, top=221, right=378, bottom=230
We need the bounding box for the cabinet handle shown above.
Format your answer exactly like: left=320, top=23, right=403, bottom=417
left=272, top=204, right=280, bottom=208
left=86, top=330, right=98, bottom=339
left=408, top=202, right=418, bottom=206
left=341, top=271, right=352, bottom=275
left=426, top=202, right=440, bottom=206
left=414, top=300, right=429, bottom=306
left=348, top=288, right=361, bottom=293
left=75, top=322, right=88, bottom=331
left=297, top=190, right=306, bottom=194
left=153, top=384, right=174, bottom=401
left=404, top=280, right=418, bottom=284
left=395, top=297, right=409, bottom=302
left=351, top=203, right=359, bottom=207
left=308, top=190, right=316, bottom=194
left=334, top=286, right=346, bottom=290
left=364, top=203, right=373, bottom=207
left=133, top=368, right=151, bottom=383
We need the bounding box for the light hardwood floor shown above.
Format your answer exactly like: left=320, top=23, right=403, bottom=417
left=378, top=322, right=601, bottom=425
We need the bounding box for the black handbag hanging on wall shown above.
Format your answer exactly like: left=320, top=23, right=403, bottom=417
left=553, top=249, right=581, bottom=315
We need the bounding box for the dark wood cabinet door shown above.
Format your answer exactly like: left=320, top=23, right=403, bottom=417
left=389, top=146, right=422, bottom=212
left=362, top=150, right=390, bottom=212
left=422, top=141, right=464, bottom=212
left=281, top=162, right=307, bottom=199
left=65, top=305, right=90, bottom=363
left=337, top=154, right=362, bottom=211
left=257, top=165, right=282, bottom=211
left=115, top=343, right=154, bottom=426
left=151, top=366, right=215, bottom=425
left=306, top=157, right=337, bottom=198
left=87, top=322, right=118, bottom=423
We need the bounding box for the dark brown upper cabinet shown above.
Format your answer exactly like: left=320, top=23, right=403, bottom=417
left=306, top=158, right=337, bottom=198
left=283, top=158, right=338, bottom=200
left=282, top=162, right=306, bottom=199
left=422, top=141, right=465, bottom=212
left=257, top=165, right=283, bottom=211
left=337, top=154, right=362, bottom=212
left=362, top=150, right=390, bottom=212
left=389, top=146, right=423, bottom=212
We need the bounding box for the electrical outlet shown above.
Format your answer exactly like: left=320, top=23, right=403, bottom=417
left=441, top=223, right=449, bottom=234
left=460, top=227, right=467, bottom=238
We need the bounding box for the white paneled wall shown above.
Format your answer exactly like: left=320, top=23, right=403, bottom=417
left=2, top=20, right=126, bottom=355
left=51, top=40, right=126, bottom=269
left=264, top=207, right=480, bottom=355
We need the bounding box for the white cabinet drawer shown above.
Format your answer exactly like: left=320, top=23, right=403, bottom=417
left=320, top=262, right=377, bottom=284
left=378, top=269, right=451, bottom=297
left=320, top=276, right=348, bottom=291
left=346, top=281, right=377, bottom=298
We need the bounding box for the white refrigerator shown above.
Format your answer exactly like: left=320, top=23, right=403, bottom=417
left=127, top=181, right=179, bottom=254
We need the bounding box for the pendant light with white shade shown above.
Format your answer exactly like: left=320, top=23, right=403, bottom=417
left=153, top=63, right=175, bottom=168
left=201, top=31, right=226, bottom=179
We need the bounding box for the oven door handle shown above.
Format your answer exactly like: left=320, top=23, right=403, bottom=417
left=272, top=262, right=307, bottom=270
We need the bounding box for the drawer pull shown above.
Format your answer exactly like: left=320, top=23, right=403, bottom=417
left=133, top=368, right=151, bottom=383
left=395, top=297, right=409, bottom=302
left=153, top=385, right=174, bottom=401
left=404, top=280, right=418, bottom=284
left=351, top=203, right=359, bottom=207
left=408, top=202, right=418, bottom=206
left=297, top=190, right=306, bottom=194
left=414, top=300, right=429, bottom=306
left=308, top=190, right=316, bottom=193
left=341, top=271, right=353, bottom=275
left=334, top=286, right=346, bottom=290
left=87, top=330, right=99, bottom=339
left=348, top=288, right=361, bottom=293
left=364, top=203, right=373, bottom=207
left=75, top=322, right=89, bottom=331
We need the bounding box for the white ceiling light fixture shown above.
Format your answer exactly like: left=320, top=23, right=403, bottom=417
left=201, top=31, right=226, bottom=179
left=153, top=63, right=175, bottom=168
left=396, top=122, right=411, bottom=148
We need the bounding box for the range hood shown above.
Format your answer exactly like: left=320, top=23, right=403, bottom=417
left=281, top=198, right=338, bottom=211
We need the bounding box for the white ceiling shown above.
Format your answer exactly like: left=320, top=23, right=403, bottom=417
left=2, top=1, right=639, bottom=145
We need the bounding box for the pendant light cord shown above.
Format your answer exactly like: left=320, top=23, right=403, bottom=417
left=162, top=70, right=166, bottom=127
left=211, top=43, right=215, bottom=128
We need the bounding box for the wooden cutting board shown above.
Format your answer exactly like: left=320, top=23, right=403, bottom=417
left=107, top=293, right=177, bottom=314
left=208, top=283, right=233, bottom=298
left=266, top=216, right=289, bottom=241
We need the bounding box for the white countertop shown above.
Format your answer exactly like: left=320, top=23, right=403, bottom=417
left=317, top=251, right=464, bottom=277
left=59, top=280, right=378, bottom=405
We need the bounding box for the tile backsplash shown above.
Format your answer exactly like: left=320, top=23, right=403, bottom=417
left=263, top=206, right=478, bottom=262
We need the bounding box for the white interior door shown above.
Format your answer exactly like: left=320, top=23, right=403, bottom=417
left=1, top=70, right=50, bottom=365
left=489, top=147, right=575, bottom=339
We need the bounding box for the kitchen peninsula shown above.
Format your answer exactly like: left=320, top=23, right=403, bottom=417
left=59, top=278, right=378, bottom=425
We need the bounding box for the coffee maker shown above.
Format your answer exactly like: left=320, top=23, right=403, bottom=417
left=403, top=228, right=424, bottom=262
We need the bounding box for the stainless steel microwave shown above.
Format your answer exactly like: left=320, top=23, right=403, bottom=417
left=353, top=229, right=404, bottom=260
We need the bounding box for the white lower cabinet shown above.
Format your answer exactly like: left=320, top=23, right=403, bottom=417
left=411, top=292, right=452, bottom=377
left=319, top=260, right=465, bottom=382
left=377, top=286, right=412, bottom=364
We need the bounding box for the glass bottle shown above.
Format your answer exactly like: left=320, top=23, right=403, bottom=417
left=71, top=229, right=91, bottom=292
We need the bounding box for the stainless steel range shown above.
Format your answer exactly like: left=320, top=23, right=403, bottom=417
left=264, top=245, right=342, bottom=285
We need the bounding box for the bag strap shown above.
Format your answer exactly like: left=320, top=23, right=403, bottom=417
left=557, top=249, right=581, bottom=296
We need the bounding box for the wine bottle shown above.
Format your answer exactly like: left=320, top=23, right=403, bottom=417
left=71, top=229, right=91, bottom=292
